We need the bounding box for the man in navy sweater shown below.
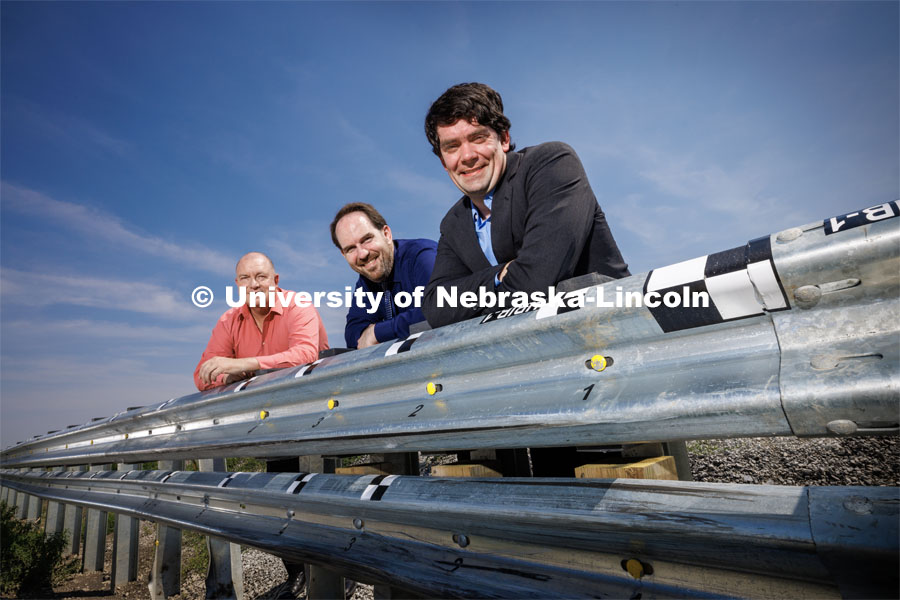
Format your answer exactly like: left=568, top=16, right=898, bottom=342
left=331, top=202, right=437, bottom=348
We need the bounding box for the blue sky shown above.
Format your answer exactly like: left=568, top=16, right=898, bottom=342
left=1, top=1, right=897, bottom=447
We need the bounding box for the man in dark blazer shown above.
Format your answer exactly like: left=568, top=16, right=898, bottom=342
left=422, top=82, right=630, bottom=327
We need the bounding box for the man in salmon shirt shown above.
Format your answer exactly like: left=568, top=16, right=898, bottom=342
left=194, top=251, right=329, bottom=390
left=195, top=252, right=334, bottom=597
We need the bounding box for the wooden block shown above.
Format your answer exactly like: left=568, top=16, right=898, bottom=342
left=431, top=463, right=502, bottom=478
left=575, top=456, right=678, bottom=480
left=336, top=462, right=395, bottom=475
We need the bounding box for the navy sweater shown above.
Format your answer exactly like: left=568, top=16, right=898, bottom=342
left=344, top=238, right=437, bottom=348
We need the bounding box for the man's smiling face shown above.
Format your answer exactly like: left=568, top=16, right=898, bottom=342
left=437, top=119, right=510, bottom=202
left=335, top=212, right=395, bottom=283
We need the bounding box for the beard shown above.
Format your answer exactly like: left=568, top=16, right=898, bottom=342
left=358, top=252, right=393, bottom=283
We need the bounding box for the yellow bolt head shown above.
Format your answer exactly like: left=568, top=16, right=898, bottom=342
left=426, top=382, right=437, bottom=395
left=259, top=410, right=269, bottom=419
left=590, top=355, right=607, bottom=372
left=625, top=558, right=644, bottom=579
left=327, top=399, right=338, bottom=410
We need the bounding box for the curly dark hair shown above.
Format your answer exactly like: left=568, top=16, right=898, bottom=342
left=424, top=82, right=515, bottom=156
left=330, top=202, right=388, bottom=249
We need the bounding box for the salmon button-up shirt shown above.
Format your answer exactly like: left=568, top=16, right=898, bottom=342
left=193, top=288, right=329, bottom=391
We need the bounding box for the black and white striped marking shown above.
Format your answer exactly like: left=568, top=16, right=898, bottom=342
left=233, top=376, right=257, bottom=392
left=286, top=473, right=316, bottom=494
left=160, top=471, right=178, bottom=483
left=294, top=359, right=324, bottom=378
left=644, top=236, right=789, bottom=333
left=217, top=472, right=244, bottom=488
left=156, top=398, right=176, bottom=411
left=360, top=474, right=399, bottom=501
left=385, top=332, right=423, bottom=356
left=535, top=289, right=588, bottom=320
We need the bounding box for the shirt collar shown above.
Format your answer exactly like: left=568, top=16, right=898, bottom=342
left=472, top=189, right=494, bottom=227
left=239, top=286, right=285, bottom=320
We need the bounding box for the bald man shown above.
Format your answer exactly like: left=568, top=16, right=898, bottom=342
left=194, top=252, right=329, bottom=391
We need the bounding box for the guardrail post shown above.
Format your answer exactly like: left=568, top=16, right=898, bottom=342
left=15, top=468, right=29, bottom=518
left=372, top=453, right=421, bottom=600
left=149, top=459, right=183, bottom=599
left=82, top=463, right=111, bottom=572
left=26, top=468, right=44, bottom=521
left=307, top=564, right=345, bottom=600
left=663, top=441, right=694, bottom=482
left=382, top=452, right=418, bottom=476
left=297, top=455, right=345, bottom=600
left=45, top=467, right=67, bottom=539
left=198, top=458, right=243, bottom=599
left=63, top=465, right=86, bottom=555
left=111, top=463, right=140, bottom=588
left=7, top=477, right=17, bottom=512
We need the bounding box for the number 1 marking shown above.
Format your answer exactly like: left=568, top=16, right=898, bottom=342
left=582, top=384, right=595, bottom=401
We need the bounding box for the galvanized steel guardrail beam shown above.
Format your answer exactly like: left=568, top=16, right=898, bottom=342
left=2, top=202, right=898, bottom=468
left=1, top=468, right=897, bottom=599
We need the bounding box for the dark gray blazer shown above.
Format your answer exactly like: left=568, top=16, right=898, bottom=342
left=423, top=142, right=630, bottom=328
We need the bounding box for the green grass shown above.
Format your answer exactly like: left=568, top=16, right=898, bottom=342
left=181, top=529, right=211, bottom=579
left=685, top=440, right=722, bottom=456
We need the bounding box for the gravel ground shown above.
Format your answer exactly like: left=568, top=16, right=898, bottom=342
left=31, top=435, right=899, bottom=599
left=688, top=436, right=898, bottom=486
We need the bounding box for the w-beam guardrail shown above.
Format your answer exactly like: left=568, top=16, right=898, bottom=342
left=2, top=202, right=898, bottom=468
left=2, top=468, right=897, bottom=598
left=1, top=202, right=898, bottom=599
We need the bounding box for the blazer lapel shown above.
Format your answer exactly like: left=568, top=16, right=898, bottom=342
left=451, top=197, right=492, bottom=271
left=490, top=151, right=520, bottom=263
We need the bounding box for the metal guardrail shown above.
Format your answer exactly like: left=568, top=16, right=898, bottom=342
left=2, top=202, right=898, bottom=468
left=2, top=468, right=897, bottom=599
left=1, top=202, right=897, bottom=599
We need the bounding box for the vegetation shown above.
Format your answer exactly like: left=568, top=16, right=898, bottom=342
left=141, top=457, right=266, bottom=472
left=685, top=439, right=722, bottom=457
left=181, top=529, right=211, bottom=579
left=0, top=502, right=77, bottom=597
left=226, top=456, right=266, bottom=472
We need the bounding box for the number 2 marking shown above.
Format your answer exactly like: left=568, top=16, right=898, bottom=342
left=408, top=404, right=424, bottom=417
left=311, top=416, right=325, bottom=428
left=582, top=384, right=595, bottom=401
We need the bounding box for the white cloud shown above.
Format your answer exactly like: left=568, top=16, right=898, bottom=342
left=12, top=100, right=134, bottom=157
left=636, top=154, right=774, bottom=216
left=1, top=182, right=234, bottom=275
left=266, top=237, right=339, bottom=278
left=0, top=268, right=203, bottom=321
left=386, top=168, right=455, bottom=207
left=634, top=146, right=814, bottom=232
left=317, top=304, right=349, bottom=348
left=334, top=117, right=456, bottom=210
left=0, top=355, right=196, bottom=447
left=336, top=117, right=379, bottom=156
left=606, top=193, right=678, bottom=247
left=2, top=318, right=212, bottom=345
